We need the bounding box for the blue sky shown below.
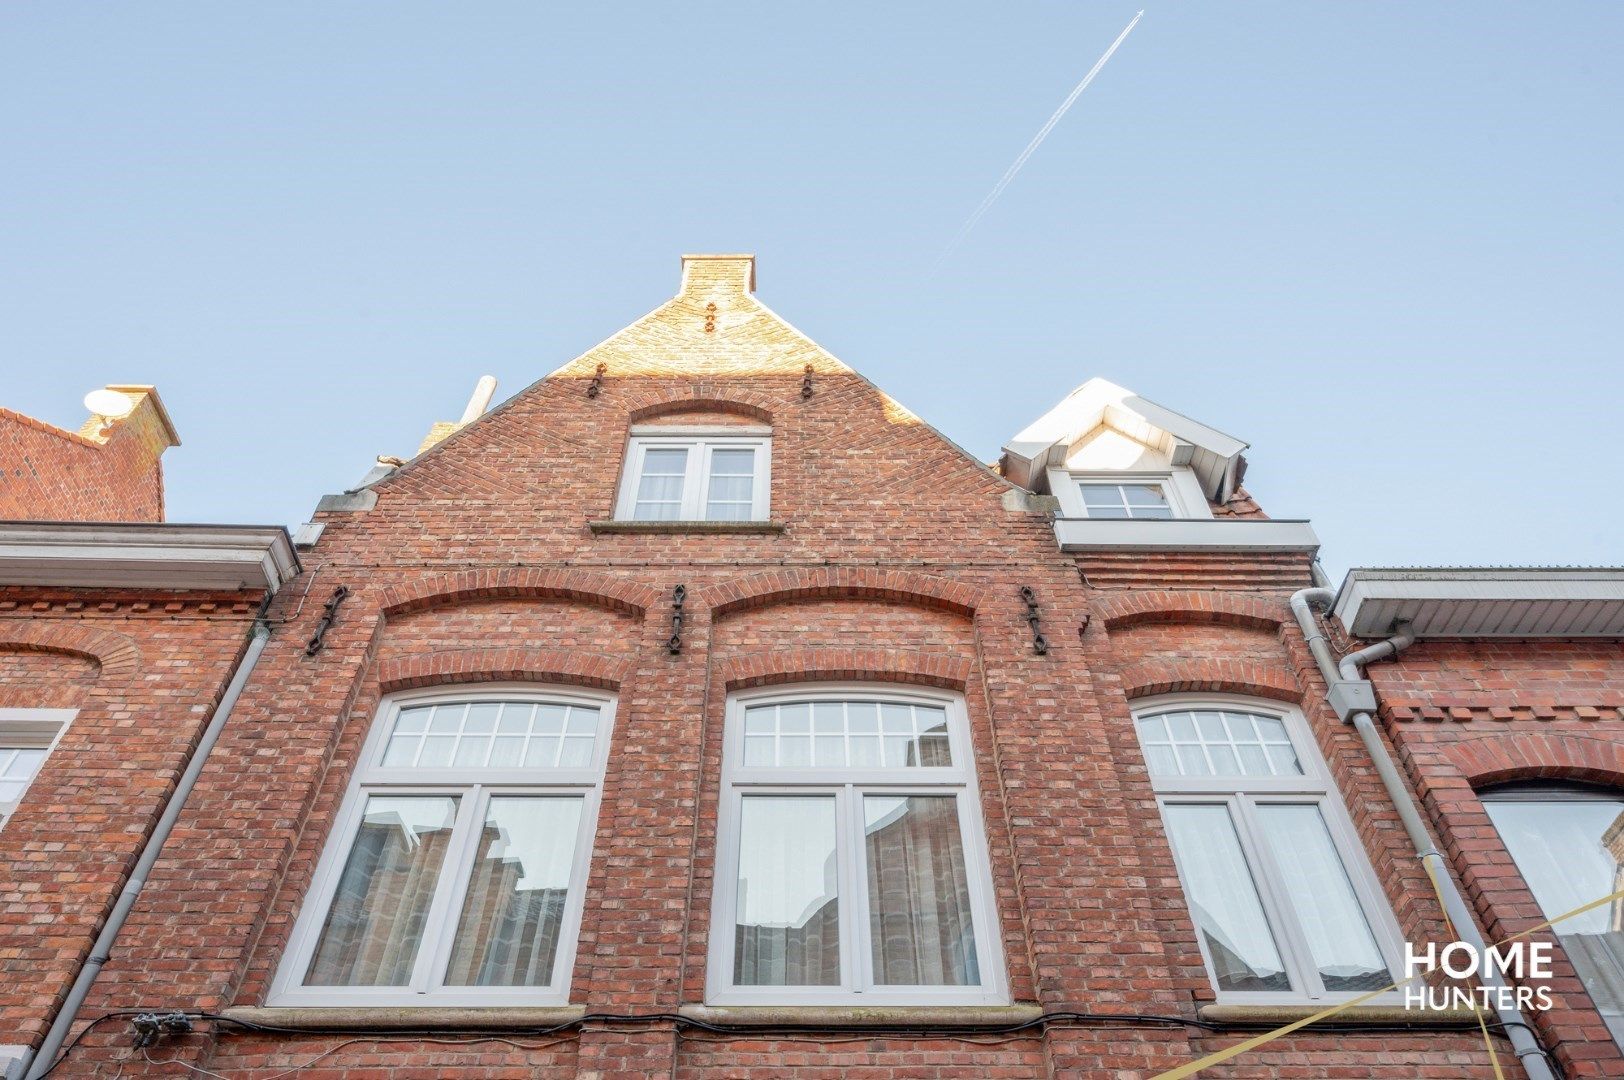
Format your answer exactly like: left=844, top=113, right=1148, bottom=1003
left=3, top=3, right=1619, bottom=579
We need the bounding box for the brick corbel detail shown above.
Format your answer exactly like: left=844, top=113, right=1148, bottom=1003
left=376, top=647, right=630, bottom=693
left=0, top=621, right=140, bottom=677
left=378, top=568, right=659, bottom=619
left=1118, top=657, right=1301, bottom=703
left=700, top=567, right=977, bottom=620
left=1093, top=590, right=1286, bottom=633
left=719, top=648, right=974, bottom=692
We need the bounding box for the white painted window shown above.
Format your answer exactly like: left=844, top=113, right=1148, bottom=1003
left=270, top=687, right=614, bottom=1007
left=708, top=685, right=1007, bottom=1006
left=616, top=434, right=771, bottom=522
left=1482, top=783, right=1624, bottom=1048
left=0, top=709, right=75, bottom=827
left=1077, top=481, right=1173, bottom=519
left=1045, top=467, right=1214, bottom=521
left=1133, top=696, right=1405, bottom=1004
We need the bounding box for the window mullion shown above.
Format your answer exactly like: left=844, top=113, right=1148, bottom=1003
left=845, top=783, right=873, bottom=994
left=409, top=784, right=485, bottom=994
left=685, top=441, right=708, bottom=519
left=1233, top=793, right=1322, bottom=999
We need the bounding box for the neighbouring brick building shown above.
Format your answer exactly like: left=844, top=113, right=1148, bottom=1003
left=0, top=389, right=298, bottom=1078
left=3, top=255, right=1621, bottom=1079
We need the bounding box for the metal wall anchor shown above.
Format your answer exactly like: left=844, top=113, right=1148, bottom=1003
left=1020, top=585, right=1048, bottom=655
left=668, top=584, right=687, bottom=654
left=305, top=585, right=350, bottom=656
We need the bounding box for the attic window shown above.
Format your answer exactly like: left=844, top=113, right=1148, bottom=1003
left=1077, top=482, right=1173, bottom=520
left=616, top=434, right=771, bottom=522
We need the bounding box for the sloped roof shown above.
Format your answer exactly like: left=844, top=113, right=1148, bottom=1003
left=1002, top=377, right=1248, bottom=501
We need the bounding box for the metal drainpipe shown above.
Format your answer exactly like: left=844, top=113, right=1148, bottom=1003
left=18, top=613, right=276, bottom=1080
left=1290, top=587, right=1558, bottom=1080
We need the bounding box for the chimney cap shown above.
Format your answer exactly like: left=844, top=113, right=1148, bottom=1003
left=680, top=253, right=756, bottom=293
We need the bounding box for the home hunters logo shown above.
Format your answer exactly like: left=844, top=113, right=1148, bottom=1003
left=1404, top=939, right=1555, bottom=1012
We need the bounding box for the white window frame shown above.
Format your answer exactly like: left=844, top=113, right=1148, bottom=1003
left=1048, top=468, right=1213, bottom=521
left=707, top=683, right=1007, bottom=1007
left=269, top=685, right=615, bottom=1007
left=0, top=708, right=76, bottom=827
left=615, top=431, right=772, bottom=522
left=1133, top=694, right=1406, bottom=1005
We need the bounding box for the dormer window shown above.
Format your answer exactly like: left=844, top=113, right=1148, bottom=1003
left=616, top=434, right=771, bottom=523
left=1077, top=481, right=1173, bottom=519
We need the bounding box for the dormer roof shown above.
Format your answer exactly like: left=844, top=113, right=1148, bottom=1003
left=1001, top=377, right=1249, bottom=502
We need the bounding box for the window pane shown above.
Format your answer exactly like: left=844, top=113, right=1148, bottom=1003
left=1123, top=484, right=1170, bottom=507
left=1485, top=796, right=1624, bottom=1046
left=709, top=448, right=756, bottom=475
left=734, top=797, right=840, bottom=986
left=1079, top=484, right=1124, bottom=507
left=865, top=796, right=980, bottom=986
left=305, top=796, right=458, bottom=986
left=633, top=448, right=688, bottom=519
left=1162, top=804, right=1290, bottom=992
left=445, top=797, right=583, bottom=986
left=739, top=701, right=951, bottom=769
left=1256, top=804, right=1389, bottom=991
left=1, top=748, right=46, bottom=781
left=381, top=701, right=597, bottom=771
left=1135, top=711, right=1302, bottom=779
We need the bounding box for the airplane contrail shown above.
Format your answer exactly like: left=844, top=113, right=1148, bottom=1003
left=934, top=10, right=1144, bottom=269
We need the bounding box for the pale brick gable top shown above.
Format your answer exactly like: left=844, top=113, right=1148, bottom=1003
left=369, top=253, right=1015, bottom=503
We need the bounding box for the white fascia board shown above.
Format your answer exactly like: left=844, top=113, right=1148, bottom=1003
left=1053, top=518, right=1319, bottom=552
left=0, top=522, right=300, bottom=591
left=1002, top=377, right=1248, bottom=495
left=1334, top=568, right=1624, bottom=639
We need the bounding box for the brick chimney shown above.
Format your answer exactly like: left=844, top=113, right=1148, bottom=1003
left=0, top=384, right=180, bottom=522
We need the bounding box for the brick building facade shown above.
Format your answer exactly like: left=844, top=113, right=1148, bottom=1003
left=2, top=255, right=1620, bottom=1078
left=0, top=391, right=298, bottom=1078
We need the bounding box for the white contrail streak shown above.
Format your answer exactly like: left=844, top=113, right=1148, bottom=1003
left=935, top=10, right=1144, bottom=269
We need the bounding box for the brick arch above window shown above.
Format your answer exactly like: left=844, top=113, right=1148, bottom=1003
left=1446, top=731, right=1624, bottom=791
left=718, top=647, right=974, bottom=692
left=699, top=567, right=978, bottom=621
left=0, top=622, right=139, bottom=678
left=1093, top=590, right=1286, bottom=633
left=378, top=568, right=660, bottom=619
left=1119, top=657, right=1302, bottom=704
left=375, top=647, right=630, bottom=694
left=625, top=392, right=775, bottom=427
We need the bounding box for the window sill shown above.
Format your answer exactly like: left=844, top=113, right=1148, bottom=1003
left=588, top=520, right=785, bottom=535
left=678, top=1004, right=1042, bottom=1029
left=219, top=1005, right=586, bottom=1030
left=1197, top=1003, right=1485, bottom=1028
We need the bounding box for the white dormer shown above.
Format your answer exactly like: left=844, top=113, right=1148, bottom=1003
left=1003, top=378, right=1318, bottom=554
left=1054, top=423, right=1214, bottom=522
left=1003, top=377, right=1247, bottom=507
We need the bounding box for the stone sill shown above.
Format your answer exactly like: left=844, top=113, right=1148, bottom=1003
left=588, top=520, right=785, bottom=535
left=1198, top=1003, right=1485, bottom=1028
left=678, top=1004, right=1043, bottom=1028
left=217, top=1005, right=585, bottom=1030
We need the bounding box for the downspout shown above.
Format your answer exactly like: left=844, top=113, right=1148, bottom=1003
left=18, top=609, right=276, bottom=1080
left=1290, top=587, right=1559, bottom=1080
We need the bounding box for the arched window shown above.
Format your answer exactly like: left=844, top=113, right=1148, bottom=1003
left=1132, top=695, right=1405, bottom=1004
left=1481, top=782, right=1624, bottom=1047
left=271, top=686, right=614, bottom=1006
left=707, top=685, right=1006, bottom=1006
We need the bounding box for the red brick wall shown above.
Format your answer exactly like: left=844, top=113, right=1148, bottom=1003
left=44, top=266, right=1520, bottom=1076
left=1367, top=639, right=1624, bottom=1078
left=0, top=590, right=262, bottom=1054
left=0, top=408, right=166, bottom=522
